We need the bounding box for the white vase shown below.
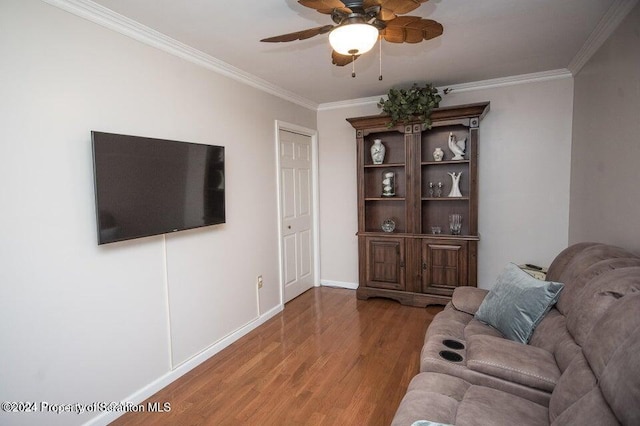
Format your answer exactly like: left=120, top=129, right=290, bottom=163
left=433, top=147, right=444, bottom=162
left=448, top=172, right=462, bottom=197
left=371, top=139, right=385, bottom=164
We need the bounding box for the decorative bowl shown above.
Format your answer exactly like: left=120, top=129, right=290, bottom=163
left=382, top=218, right=396, bottom=233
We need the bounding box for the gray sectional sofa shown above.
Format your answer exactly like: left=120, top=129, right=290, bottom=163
left=392, top=243, right=640, bottom=426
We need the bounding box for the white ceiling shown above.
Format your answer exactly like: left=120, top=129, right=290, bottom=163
left=87, top=0, right=616, bottom=105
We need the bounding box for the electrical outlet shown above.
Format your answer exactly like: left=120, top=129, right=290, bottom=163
left=257, top=275, right=263, bottom=289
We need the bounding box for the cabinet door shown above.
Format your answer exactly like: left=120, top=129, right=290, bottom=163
left=365, top=237, right=405, bottom=290
left=421, top=239, right=468, bottom=296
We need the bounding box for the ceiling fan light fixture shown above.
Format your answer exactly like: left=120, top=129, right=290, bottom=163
left=329, top=23, right=379, bottom=56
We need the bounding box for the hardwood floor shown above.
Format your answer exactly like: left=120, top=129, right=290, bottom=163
left=112, top=287, right=443, bottom=426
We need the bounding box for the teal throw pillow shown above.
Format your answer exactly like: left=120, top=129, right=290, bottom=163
left=475, top=263, right=564, bottom=343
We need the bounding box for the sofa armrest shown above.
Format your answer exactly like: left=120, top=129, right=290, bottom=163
left=466, top=335, right=561, bottom=392
left=451, top=287, right=489, bottom=315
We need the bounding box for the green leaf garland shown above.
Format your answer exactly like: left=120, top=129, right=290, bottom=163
left=378, top=83, right=442, bottom=129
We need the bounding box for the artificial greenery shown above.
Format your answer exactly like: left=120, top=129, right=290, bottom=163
left=378, top=83, right=442, bottom=129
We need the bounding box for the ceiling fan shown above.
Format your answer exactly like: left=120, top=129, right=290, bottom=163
left=261, top=0, right=443, bottom=67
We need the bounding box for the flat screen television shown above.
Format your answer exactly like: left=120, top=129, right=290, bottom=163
left=92, top=131, right=225, bottom=245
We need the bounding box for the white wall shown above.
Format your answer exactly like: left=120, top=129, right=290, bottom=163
left=317, top=102, right=381, bottom=288
left=0, top=1, right=315, bottom=425
left=318, top=77, right=574, bottom=289
left=569, top=3, right=640, bottom=253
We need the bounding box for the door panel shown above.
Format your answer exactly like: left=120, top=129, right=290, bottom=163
left=421, top=240, right=468, bottom=296
left=299, top=229, right=312, bottom=278
left=283, top=234, right=297, bottom=286
left=297, top=168, right=311, bottom=217
left=281, top=167, right=296, bottom=220
left=366, top=237, right=405, bottom=290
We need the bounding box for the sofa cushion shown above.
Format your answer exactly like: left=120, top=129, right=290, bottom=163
left=475, top=263, right=564, bottom=343
left=466, top=335, right=561, bottom=392
left=527, top=309, right=580, bottom=372
left=391, top=373, right=469, bottom=426
left=392, top=373, right=549, bottom=426
left=455, top=386, right=548, bottom=426
left=548, top=353, right=597, bottom=423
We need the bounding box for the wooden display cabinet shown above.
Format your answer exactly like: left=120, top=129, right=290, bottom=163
left=348, top=102, right=489, bottom=306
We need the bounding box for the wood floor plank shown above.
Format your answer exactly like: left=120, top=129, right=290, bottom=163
left=111, top=287, right=442, bottom=425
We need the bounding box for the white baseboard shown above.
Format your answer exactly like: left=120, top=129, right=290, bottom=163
left=85, top=304, right=284, bottom=426
left=320, top=279, right=359, bottom=290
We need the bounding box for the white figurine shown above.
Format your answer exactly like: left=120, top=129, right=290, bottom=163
left=447, top=132, right=466, bottom=161
left=448, top=172, right=463, bottom=197
left=382, top=171, right=395, bottom=197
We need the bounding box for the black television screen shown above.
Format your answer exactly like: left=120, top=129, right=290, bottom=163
left=92, top=131, right=225, bottom=245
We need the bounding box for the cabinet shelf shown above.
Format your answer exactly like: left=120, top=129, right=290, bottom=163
left=422, top=197, right=470, bottom=201
left=366, top=197, right=406, bottom=201
left=364, top=163, right=404, bottom=168
left=422, top=160, right=470, bottom=166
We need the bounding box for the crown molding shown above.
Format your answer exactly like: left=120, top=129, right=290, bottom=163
left=443, top=69, right=572, bottom=93
left=317, top=69, right=573, bottom=111
left=568, top=0, right=639, bottom=75
left=317, top=95, right=382, bottom=111
left=40, top=0, right=319, bottom=111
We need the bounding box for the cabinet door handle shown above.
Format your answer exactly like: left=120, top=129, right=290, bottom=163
left=400, top=261, right=405, bottom=268
left=422, top=262, right=427, bottom=270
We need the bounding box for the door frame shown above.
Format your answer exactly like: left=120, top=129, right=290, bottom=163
left=274, top=120, right=320, bottom=306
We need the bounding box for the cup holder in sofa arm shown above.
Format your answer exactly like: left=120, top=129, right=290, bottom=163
left=442, top=339, right=465, bottom=350
left=439, top=350, right=464, bottom=362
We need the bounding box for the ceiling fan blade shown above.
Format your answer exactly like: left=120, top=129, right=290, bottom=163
left=332, top=50, right=360, bottom=66
left=381, top=16, right=442, bottom=43
left=363, top=0, right=427, bottom=21
left=298, top=0, right=351, bottom=15
left=261, top=25, right=334, bottom=43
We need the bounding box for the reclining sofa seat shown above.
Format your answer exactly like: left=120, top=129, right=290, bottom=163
left=392, top=292, right=640, bottom=425
left=419, top=243, right=640, bottom=405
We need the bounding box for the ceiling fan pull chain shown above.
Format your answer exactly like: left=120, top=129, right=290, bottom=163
left=378, top=35, right=383, bottom=81
left=352, top=55, right=356, bottom=78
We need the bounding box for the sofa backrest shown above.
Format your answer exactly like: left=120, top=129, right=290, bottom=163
left=555, top=257, right=640, bottom=315
left=553, top=243, right=640, bottom=314
left=553, top=243, right=634, bottom=296
left=549, top=293, right=640, bottom=425
left=566, top=266, right=640, bottom=346
left=529, top=244, right=639, bottom=372
left=546, top=242, right=599, bottom=282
